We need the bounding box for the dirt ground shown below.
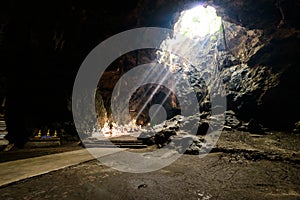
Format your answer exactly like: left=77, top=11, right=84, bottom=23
left=0, top=131, right=299, bottom=200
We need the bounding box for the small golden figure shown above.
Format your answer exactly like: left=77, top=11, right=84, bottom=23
left=46, top=129, right=50, bottom=137
left=53, top=130, right=58, bottom=137
left=35, top=130, right=42, bottom=138
left=132, top=119, right=136, bottom=125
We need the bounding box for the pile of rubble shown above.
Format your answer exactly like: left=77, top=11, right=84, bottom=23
left=140, top=110, right=269, bottom=155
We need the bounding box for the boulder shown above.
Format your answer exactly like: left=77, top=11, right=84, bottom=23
left=224, top=110, right=242, bottom=129
left=168, top=134, right=205, bottom=155
left=246, top=119, right=264, bottom=134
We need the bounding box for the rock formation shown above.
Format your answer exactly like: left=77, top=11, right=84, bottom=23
left=0, top=0, right=299, bottom=146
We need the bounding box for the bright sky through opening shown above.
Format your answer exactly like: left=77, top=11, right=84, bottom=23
left=177, top=5, right=222, bottom=38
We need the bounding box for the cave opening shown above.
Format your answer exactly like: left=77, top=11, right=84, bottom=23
left=93, top=4, right=223, bottom=138
left=174, top=5, right=222, bottom=38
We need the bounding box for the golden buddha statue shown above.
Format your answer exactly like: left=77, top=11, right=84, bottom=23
left=46, top=129, right=50, bottom=137
left=35, top=130, right=42, bottom=138
left=53, top=130, right=58, bottom=137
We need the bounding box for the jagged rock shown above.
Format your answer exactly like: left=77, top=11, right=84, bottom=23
left=153, top=114, right=218, bottom=150
left=185, top=142, right=202, bottom=155
left=181, top=135, right=213, bottom=155
left=196, top=121, right=209, bottom=135
left=209, top=114, right=226, bottom=132
left=246, top=119, right=264, bottom=134
left=200, top=112, right=210, bottom=119
left=138, top=130, right=156, bottom=145
left=200, top=101, right=211, bottom=112
left=153, top=115, right=199, bottom=147
left=237, top=125, right=248, bottom=132
left=293, top=121, right=300, bottom=133
left=224, top=110, right=242, bottom=129
left=168, top=134, right=205, bottom=155
left=152, top=116, right=183, bottom=147
left=154, top=130, right=176, bottom=148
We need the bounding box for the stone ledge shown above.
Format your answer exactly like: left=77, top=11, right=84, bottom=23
left=25, top=138, right=61, bottom=148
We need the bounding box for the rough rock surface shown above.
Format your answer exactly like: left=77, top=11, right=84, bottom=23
left=0, top=0, right=299, bottom=145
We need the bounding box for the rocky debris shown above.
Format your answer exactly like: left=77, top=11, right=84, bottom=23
left=293, top=121, right=300, bottom=133
left=154, top=130, right=177, bottom=148
left=144, top=109, right=269, bottom=153
left=200, top=101, right=211, bottom=112
left=208, top=113, right=226, bottom=131
left=138, top=131, right=156, bottom=145
left=169, top=132, right=220, bottom=155
left=185, top=138, right=214, bottom=155
left=224, top=110, right=242, bottom=129
left=150, top=115, right=182, bottom=147
left=236, top=124, right=248, bottom=132
left=147, top=114, right=217, bottom=154
left=164, top=132, right=216, bottom=155
left=139, top=114, right=207, bottom=148
left=245, top=119, right=265, bottom=134
left=147, top=110, right=272, bottom=154
left=137, top=115, right=182, bottom=146
left=168, top=134, right=203, bottom=155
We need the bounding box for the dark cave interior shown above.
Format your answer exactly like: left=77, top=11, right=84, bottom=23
left=0, top=1, right=300, bottom=199
left=0, top=0, right=299, bottom=147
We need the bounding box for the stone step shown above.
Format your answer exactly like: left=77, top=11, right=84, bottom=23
left=84, top=143, right=147, bottom=148
left=0, top=127, right=7, bottom=131
left=0, top=135, right=6, bottom=139
left=87, top=141, right=144, bottom=145
left=0, top=121, right=7, bottom=131
left=0, top=139, right=9, bottom=146
left=0, top=130, right=8, bottom=134
left=85, top=140, right=147, bottom=148
left=25, top=140, right=61, bottom=148
left=108, top=139, right=144, bottom=143
left=85, top=135, right=148, bottom=149
left=90, top=139, right=143, bottom=143
left=90, top=140, right=143, bottom=144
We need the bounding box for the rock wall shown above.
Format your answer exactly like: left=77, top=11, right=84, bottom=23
left=0, top=0, right=299, bottom=145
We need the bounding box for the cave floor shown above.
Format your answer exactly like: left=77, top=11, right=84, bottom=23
left=0, top=131, right=299, bottom=200
left=0, top=142, right=84, bottom=163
